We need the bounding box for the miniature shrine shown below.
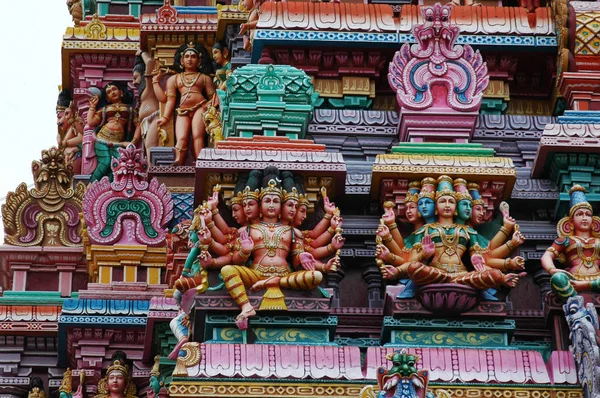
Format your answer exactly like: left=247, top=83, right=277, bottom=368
left=4, top=0, right=600, bottom=397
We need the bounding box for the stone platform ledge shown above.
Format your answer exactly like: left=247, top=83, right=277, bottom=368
left=194, top=291, right=332, bottom=314
left=78, top=283, right=168, bottom=299
left=531, top=123, right=600, bottom=178
left=216, top=136, right=326, bottom=152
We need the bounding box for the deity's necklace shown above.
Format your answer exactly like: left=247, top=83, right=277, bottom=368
left=260, top=220, right=281, bottom=232
left=574, top=236, right=600, bottom=268
left=254, top=223, right=290, bottom=257
left=180, top=72, right=201, bottom=88
left=434, top=223, right=460, bottom=257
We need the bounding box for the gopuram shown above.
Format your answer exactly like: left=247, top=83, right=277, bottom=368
left=5, top=0, right=600, bottom=397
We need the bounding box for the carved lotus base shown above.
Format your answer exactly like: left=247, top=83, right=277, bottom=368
left=417, top=283, right=479, bottom=315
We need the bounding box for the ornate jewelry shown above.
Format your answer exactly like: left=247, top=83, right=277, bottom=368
left=573, top=236, right=600, bottom=268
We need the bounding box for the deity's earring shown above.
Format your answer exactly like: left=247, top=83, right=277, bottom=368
left=260, top=212, right=263, bottom=218
left=568, top=221, right=574, bottom=231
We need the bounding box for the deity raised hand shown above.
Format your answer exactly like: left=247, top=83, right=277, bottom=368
left=199, top=250, right=213, bottom=269
left=507, top=256, right=525, bottom=271
left=299, top=252, right=317, bottom=271
left=377, top=222, right=391, bottom=238
left=331, top=212, right=343, bottom=229
left=331, top=233, right=345, bottom=250
left=382, top=264, right=400, bottom=280
left=376, top=244, right=392, bottom=262
left=471, top=254, right=486, bottom=272
left=323, top=196, right=336, bottom=215
left=207, top=190, right=220, bottom=210
left=239, top=228, right=254, bottom=254
left=381, top=205, right=396, bottom=225
left=511, top=230, right=525, bottom=247
left=422, top=234, right=435, bottom=260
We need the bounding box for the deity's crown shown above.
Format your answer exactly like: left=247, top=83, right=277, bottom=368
left=467, top=182, right=485, bottom=206
left=283, top=187, right=299, bottom=203
left=404, top=181, right=421, bottom=204
left=231, top=190, right=244, bottom=205
left=569, top=185, right=593, bottom=217
left=183, top=41, right=200, bottom=55
left=242, top=186, right=260, bottom=202
left=107, top=359, right=129, bottom=378
left=28, top=388, right=46, bottom=398
left=418, top=177, right=436, bottom=200
left=453, top=178, right=472, bottom=202
left=299, top=193, right=310, bottom=207
left=260, top=179, right=283, bottom=200
left=435, top=175, right=456, bottom=200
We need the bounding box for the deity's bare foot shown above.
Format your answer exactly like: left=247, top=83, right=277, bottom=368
left=250, top=276, right=280, bottom=292
left=234, top=303, right=257, bottom=330
left=168, top=337, right=188, bottom=360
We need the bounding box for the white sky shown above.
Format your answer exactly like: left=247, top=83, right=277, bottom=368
left=0, top=2, right=73, bottom=203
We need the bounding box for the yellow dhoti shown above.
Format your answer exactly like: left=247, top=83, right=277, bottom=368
left=221, top=264, right=323, bottom=310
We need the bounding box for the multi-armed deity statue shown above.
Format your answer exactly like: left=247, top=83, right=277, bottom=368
left=376, top=176, right=525, bottom=305
left=542, top=186, right=600, bottom=300
left=168, top=166, right=343, bottom=357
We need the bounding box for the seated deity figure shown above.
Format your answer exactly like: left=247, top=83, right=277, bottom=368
left=185, top=168, right=339, bottom=330
left=377, top=175, right=524, bottom=291
left=153, top=42, right=216, bottom=166
left=87, top=82, right=140, bottom=182
left=541, top=185, right=600, bottom=300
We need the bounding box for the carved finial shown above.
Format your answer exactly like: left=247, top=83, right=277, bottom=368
left=388, top=2, right=488, bottom=112
left=84, top=14, right=108, bottom=40
left=157, top=0, right=178, bottom=24
left=2, top=147, right=84, bottom=247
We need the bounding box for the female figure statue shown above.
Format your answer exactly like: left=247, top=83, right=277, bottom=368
left=541, top=185, right=600, bottom=300
left=212, top=41, right=231, bottom=91
left=87, top=82, right=140, bottom=182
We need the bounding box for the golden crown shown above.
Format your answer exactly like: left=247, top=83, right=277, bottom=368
left=107, top=359, right=129, bottom=377
left=299, top=193, right=310, bottom=207
left=260, top=179, right=283, bottom=200
left=242, top=186, right=260, bottom=202
left=231, top=190, right=244, bottom=205
left=404, top=193, right=418, bottom=204
left=283, top=187, right=299, bottom=203
left=28, top=388, right=46, bottom=398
